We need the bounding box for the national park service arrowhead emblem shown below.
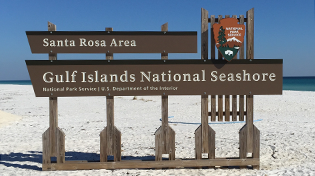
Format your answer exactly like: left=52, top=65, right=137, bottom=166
left=213, top=18, right=245, bottom=61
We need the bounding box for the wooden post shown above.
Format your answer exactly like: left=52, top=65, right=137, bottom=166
left=239, top=8, right=260, bottom=169
left=195, top=8, right=215, bottom=162
left=42, top=22, right=65, bottom=170
left=100, top=27, right=121, bottom=162
left=201, top=11, right=208, bottom=61
left=210, top=15, right=217, bottom=122
left=217, top=15, right=224, bottom=122
left=225, top=95, right=230, bottom=121
left=246, top=8, right=254, bottom=154
left=239, top=15, right=245, bottom=121
left=231, top=15, right=238, bottom=121
left=224, top=15, right=230, bottom=122
left=201, top=10, right=209, bottom=154
left=155, top=23, right=176, bottom=162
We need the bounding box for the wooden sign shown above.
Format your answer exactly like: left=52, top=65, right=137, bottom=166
left=26, top=59, right=283, bottom=97
left=26, top=31, right=197, bottom=53
left=213, top=18, right=245, bottom=61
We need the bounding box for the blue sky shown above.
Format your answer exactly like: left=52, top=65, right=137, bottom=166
left=0, top=0, right=314, bottom=80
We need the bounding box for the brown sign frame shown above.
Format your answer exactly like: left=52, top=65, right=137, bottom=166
left=26, top=31, right=197, bottom=54
left=26, top=59, right=283, bottom=97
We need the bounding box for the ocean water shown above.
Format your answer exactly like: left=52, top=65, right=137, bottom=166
left=283, top=77, right=315, bottom=91
left=0, top=77, right=314, bottom=91
left=0, top=80, right=32, bottom=85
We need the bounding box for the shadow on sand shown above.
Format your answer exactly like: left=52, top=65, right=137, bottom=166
left=0, top=151, right=156, bottom=171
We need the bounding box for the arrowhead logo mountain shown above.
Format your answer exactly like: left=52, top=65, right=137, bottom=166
left=213, top=18, right=245, bottom=61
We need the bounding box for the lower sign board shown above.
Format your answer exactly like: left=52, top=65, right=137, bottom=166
left=26, top=59, right=283, bottom=97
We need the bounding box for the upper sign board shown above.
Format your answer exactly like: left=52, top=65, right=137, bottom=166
left=26, top=31, right=197, bottom=54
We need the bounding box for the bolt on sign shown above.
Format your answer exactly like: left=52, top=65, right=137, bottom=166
left=26, top=31, right=197, bottom=53
left=213, top=18, right=245, bottom=61
left=26, top=59, right=283, bottom=97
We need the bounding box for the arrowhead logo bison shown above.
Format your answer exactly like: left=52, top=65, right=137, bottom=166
left=213, top=18, right=245, bottom=61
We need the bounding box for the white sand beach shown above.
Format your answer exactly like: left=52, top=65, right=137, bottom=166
left=1, top=84, right=315, bottom=175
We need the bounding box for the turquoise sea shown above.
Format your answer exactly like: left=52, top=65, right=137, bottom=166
left=0, top=77, right=314, bottom=91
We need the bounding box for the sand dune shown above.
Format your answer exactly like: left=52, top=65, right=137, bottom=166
left=0, top=110, right=22, bottom=128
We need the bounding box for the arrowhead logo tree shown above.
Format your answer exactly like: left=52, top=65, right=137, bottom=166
left=213, top=18, right=245, bottom=61
left=218, top=26, right=227, bottom=47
